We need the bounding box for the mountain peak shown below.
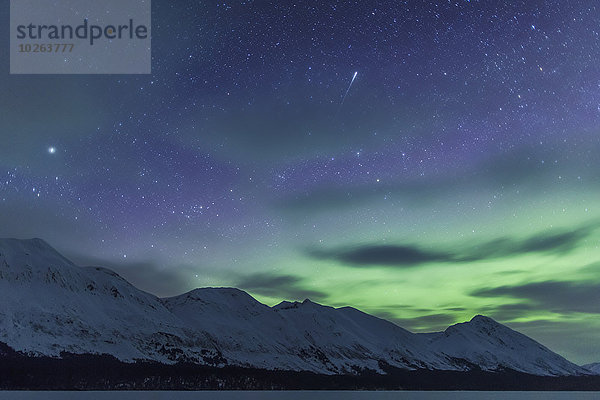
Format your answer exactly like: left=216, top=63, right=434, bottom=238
left=0, top=238, right=52, bottom=248
left=273, top=300, right=296, bottom=310
left=273, top=298, right=327, bottom=310
left=469, top=314, right=499, bottom=325
left=175, top=287, right=243, bottom=299
left=163, top=287, right=262, bottom=308
left=0, top=237, right=53, bottom=251
left=0, top=237, right=76, bottom=274
left=442, top=315, right=506, bottom=338
left=188, top=287, right=247, bottom=296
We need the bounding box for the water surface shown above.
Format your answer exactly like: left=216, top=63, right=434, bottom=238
left=2, top=391, right=600, bottom=400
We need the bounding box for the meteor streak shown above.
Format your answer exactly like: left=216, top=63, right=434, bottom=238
left=340, top=71, right=358, bottom=107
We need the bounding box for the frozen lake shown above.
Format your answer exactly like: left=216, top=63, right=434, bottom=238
left=2, top=392, right=600, bottom=400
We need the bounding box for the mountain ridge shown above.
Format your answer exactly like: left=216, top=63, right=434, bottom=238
left=0, top=237, right=590, bottom=377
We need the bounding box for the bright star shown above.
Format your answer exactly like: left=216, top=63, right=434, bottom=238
left=48, top=147, right=56, bottom=154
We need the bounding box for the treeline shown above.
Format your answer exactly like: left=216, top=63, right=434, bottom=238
left=1, top=343, right=600, bottom=390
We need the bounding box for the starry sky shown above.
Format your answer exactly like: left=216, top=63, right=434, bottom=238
left=2, top=1, right=600, bottom=364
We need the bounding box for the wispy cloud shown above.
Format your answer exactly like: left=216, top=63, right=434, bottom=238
left=64, top=253, right=198, bottom=298
left=463, top=228, right=594, bottom=260
left=309, top=224, right=595, bottom=267
left=389, top=313, right=459, bottom=332
left=236, top=272, right=328, bottom=302
left=275, top=146, right=584, bottom=214
left=471, top=281, right=600, bottom=314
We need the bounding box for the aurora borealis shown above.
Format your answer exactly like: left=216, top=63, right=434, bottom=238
left=1, top=1, right=600, bottom=364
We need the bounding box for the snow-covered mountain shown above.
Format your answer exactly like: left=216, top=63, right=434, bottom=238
left=583, top=363, right=600, bottom=375
left=0, top=238, right=221, bottom=364
left=0, top=238, right=588, bottom=376
left=422, top=315, right=582, bottom=376
left=163, top=291, right=443, bottom=373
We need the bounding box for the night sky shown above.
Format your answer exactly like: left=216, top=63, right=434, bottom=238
left=2, top=1, right=600, bottom=364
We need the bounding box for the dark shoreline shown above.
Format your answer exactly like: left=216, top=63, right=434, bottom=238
left=1, top=346, right=600, bottom=391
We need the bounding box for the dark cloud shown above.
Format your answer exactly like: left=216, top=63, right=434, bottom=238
left=309, top=224, right=595, bottom=267
left=236, top=273, right=328, bottom=302
left=309, top=244, right=451, bottom=267
left=518, top=230, right=588, bottom=253
left=471, top=281, right=600, bottom=314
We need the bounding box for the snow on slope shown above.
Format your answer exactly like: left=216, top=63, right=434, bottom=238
left=0, top=238, right=588, bottom=376
left=0, top=238, right=220, bottom=364
left=271, top=300, right=446, bottom=372
left=423, top=315, right=584, bottom=376
left=163, top=293, right=441, bottom=373
left=583, top=363, right=600, bottom=374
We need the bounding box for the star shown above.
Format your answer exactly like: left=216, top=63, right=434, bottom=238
left=48, top=147, right=56, bottom=154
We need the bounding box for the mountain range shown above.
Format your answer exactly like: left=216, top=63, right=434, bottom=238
left=0, top=237, right=597, bottom=381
